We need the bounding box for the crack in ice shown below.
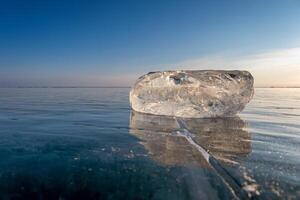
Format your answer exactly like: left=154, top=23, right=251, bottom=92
left=174, top=117, right=257, bottom=200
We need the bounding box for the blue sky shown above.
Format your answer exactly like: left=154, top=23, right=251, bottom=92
left=0, top=0, right=300, bottom=87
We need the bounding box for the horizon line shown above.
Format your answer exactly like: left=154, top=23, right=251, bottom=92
left=0, top=86, right=300, bottom=89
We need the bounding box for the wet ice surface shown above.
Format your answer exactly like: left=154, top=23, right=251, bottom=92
left=0, top=88, right=299, bottom=199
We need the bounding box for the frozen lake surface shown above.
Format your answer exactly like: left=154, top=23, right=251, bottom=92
left=0, top=88, right=299, bottom=199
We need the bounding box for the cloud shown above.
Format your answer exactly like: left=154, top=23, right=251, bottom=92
left=170, top=47, right=300, bottom=87
left=1, top=48, right=299, bottom=87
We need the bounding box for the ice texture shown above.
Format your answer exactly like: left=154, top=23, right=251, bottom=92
left=130, top=70, right=254, bottom=118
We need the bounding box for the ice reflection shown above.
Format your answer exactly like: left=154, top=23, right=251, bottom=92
left=130, top=111, right=251, bottom=167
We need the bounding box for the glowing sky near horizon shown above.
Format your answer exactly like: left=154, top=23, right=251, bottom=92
left=0, top=0, right=300, bottom=87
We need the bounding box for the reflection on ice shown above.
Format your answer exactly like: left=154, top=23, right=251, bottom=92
left=130, top=111, right=258, bottom=198
left=130, top=111, right=251, bottom=167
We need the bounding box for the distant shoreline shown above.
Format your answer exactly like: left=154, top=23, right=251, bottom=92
left=0, top=86, right=132, bottom=88
left=255, top=87, right=300, bottom=88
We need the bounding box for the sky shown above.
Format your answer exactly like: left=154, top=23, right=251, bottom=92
left=0, top=0, right=300, bottom=87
